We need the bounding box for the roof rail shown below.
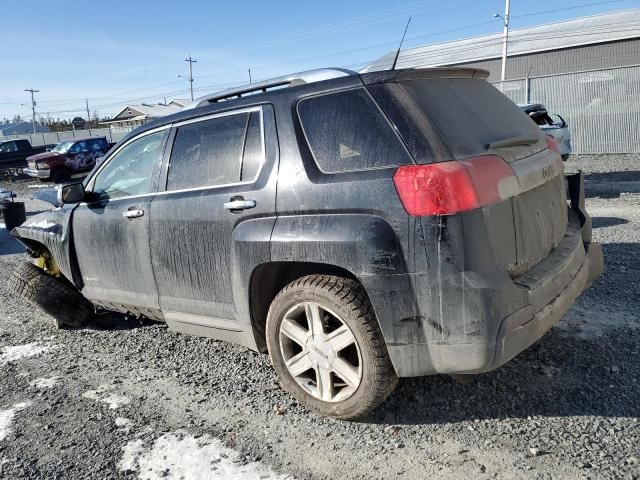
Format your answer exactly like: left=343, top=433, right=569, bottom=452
left=187, top=68, right=356, bottom=108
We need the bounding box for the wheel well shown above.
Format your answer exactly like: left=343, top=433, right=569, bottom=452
left=249, top=262, right=358, bottom=352
left=18, top=238, right=48, bottom=257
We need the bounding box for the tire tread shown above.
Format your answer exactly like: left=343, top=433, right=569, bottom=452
left=267, top=274, right=397, bottom=420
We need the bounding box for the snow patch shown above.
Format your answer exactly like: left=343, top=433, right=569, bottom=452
left=115, top=417, right=134, bottom=432
left=0, top=402, right=32, bottom=442
left=82, top=385, right=130, bottom=410
left=119, top=431, right=292, bottom=480
left=29, top=376, right=60, bottom=389
left=0, top=342, right=52, bottom=366
left=24, top=219, right=57, bottom=229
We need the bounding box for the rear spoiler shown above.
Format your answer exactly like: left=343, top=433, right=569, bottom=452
left=360, top=67, right=490, bottom=86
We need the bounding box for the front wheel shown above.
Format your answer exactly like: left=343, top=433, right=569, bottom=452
left=266, top=275, right=397, bottom=420
left=51, top=167, right=71, bottom=184
left=8, top=261, right=93, bottom=328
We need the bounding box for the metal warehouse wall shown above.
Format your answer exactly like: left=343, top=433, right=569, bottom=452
left=455, top=38, right=640, bottom=81
left=495, top=65, right=640, bottom=154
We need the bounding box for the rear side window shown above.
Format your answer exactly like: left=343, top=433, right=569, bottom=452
left=297, top=88, right=411, bottom=173
left=400, top=78, right=542, bottom=159
left=167, top=111, right=263, bottom=191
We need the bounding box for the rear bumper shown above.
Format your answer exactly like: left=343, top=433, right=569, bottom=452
left=385, top=238, right=602, bottom=377
left=23, top=167, right=50, bottom=179
left=492, top=240, right=601, bottom=370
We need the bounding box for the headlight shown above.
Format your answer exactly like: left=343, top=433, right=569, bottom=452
left=36, top=162, right=50, bottom=170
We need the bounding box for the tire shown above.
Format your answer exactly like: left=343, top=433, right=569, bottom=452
left=8, top=261, right=93, bottom=329
left=266, top=275, right=398, bottom=420
left=51, top=168, right=71, bottom=184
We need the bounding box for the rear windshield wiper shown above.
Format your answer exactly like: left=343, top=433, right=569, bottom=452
left=487, top=135, right=540, bottom=150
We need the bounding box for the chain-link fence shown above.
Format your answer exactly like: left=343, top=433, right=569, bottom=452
left=495, top=64, right=640, bottom=154
left=0, top=127, right=134, bottom=147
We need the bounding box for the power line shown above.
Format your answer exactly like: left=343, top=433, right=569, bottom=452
left=7, top=5, right=640, bottom=116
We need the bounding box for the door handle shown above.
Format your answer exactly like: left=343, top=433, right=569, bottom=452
left=223, top=199, right=256, bottom=211
left=122, top=208, right=144, bottom=219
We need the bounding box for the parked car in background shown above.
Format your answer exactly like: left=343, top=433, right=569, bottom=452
left=10, top=68, right=602, bottom=420
left=24, top=137, right=112, bottom=183
left=519, top=103, right=572, bottom=160
left=0, top=139, right=53, bottom=168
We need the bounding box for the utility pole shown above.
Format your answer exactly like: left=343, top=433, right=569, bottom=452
left=24, top=88, right=39, bottom=134
left=495, top=0, right=511, bottom=82
left=85, top=99, right=91, bottom=129
left=248, top=68, right=252, bottom=84
left=181, top=55, right=197, bottom=101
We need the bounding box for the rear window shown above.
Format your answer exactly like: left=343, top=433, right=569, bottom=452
left=399, top=78, right=542, bottom=159
left=297, top=88, right=411, bottom=173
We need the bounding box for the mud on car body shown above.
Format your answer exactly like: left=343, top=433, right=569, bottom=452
left=23, top=136, right=111, bottom=183
left=11, top=67, right=603, bottom=420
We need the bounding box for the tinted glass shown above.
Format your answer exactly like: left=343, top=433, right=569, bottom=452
left=297, top=88, right=411, bottom=173
left=167, top=113, right=250, bottom=190
left=0, top=142, right=17, bottom=153
left=400, top=78, right=542, bottom=159
left=92, top=131, right=164, bottom=199
left=89, top=139, right=105, bottom=151
left=240, top=112, right=262, bottom=182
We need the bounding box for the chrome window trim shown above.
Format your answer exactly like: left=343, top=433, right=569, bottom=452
left=79, top=106, right=266, bottom=204
left=162, top=106, right=266, bottom=195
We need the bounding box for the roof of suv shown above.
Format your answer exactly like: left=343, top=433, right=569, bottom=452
left=119, top=66, right=489, bottom=145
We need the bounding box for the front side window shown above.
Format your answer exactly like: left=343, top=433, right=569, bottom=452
left=70, top=141, right=87, bottom=153
left=167, top=110, right=263, bottom=191
left=297, top=88, right=412, bottom=173
left=91, top=130, right=164, bottom=199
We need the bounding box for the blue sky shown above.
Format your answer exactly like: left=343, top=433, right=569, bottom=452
left=2, top=0, right=639, bottom=121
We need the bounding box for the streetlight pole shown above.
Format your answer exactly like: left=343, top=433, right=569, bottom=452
left=24, top=88, right=39, bottom=134
left=496, top=0, right=511, bottom=82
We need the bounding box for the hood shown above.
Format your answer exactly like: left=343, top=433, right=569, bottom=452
left=26, top=151, right=62, bottom=162
left=31, top=187, right=61, bottom=207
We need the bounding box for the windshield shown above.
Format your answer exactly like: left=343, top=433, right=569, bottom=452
left=52, top=141, right=74, bottom=153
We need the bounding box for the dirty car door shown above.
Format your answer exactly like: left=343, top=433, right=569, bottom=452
left=72, top=128, right=168, bottom=315
left=149, top=106, right=276, bottom=333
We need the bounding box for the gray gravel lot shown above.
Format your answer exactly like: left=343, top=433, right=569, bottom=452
left=0, top=157, right=638, bottom=479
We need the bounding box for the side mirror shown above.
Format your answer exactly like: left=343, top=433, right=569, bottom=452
left=57, top=182, right=85, bottom=204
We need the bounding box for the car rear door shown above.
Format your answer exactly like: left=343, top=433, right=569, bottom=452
left=149, top=105, right=277, bottom=333
left=71, top=127, right=169, bottom=316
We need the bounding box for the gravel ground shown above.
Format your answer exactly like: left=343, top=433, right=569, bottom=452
left=0, top=159, right=638, bottom=480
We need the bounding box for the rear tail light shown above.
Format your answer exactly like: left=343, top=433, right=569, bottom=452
left=545, top=134, right=559, bottom=154
left=393, top=156, right=517, bottom=216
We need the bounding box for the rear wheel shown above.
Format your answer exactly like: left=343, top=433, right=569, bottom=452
left=8, top=261, right=93, bottom=328
left=266, top=275, right=397, bottom=420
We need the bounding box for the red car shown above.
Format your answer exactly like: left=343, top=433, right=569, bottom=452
left=24, top=137, right=112, bottom=183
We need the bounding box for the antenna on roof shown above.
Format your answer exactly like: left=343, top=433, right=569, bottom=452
left=391, top=17, right=412, bottom=71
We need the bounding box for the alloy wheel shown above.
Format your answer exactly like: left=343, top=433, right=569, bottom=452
left=278, top=301, right=362, bottom=403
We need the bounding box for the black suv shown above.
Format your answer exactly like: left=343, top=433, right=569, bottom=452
left=10, top=68, right=602, bottom=419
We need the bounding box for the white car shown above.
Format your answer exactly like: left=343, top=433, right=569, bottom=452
left=519, top=103, right=572, bottom=160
